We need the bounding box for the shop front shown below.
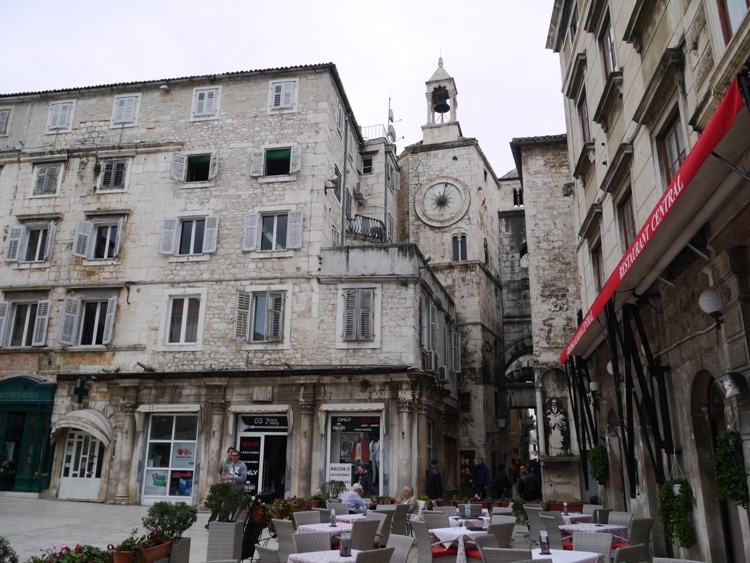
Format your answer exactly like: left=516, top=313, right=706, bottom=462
left=0, top=375, right=55, bottom=493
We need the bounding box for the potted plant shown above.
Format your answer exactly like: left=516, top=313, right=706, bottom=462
left=714, top=431, right=749, bottom=508
left=0, top=536, right=19, bottom=563
left=311, top=491, right=328, bottom=508
left=589, top=444, right=609, bottom=486
left=658, top=478, right=696, bottom=548
left=204, top=483, right=253, bottom=562
left=142, top=501, right=197, bottom=563
left=29, top=543, right=110, bottom=563
left=510, top=498, right=527, bottom=525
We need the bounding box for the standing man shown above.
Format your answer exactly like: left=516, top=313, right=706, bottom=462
left=425, top=458, right=443, bottom=502
left=472, top=457, right=490, bottom=499
left=222, top=449, right=248, bottom=489
left=206, top=446, right=239, bottom=528
left=517, top=464, right=541, bottom=502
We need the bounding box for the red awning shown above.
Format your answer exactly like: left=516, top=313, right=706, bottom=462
left=561, top=76, right=749, bottom=363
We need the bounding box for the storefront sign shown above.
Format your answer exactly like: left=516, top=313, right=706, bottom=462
left=330, top=416, right=380, bottom=433
left=241, top=415, right=288, bottom=432
left=239, top=436, right=261, bottom=495
left=329, top=463, right=352, bottom=488
left=171, top=442, right=195, bottom=468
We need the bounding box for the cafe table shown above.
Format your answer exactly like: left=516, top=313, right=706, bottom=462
left=430, top=526, right=486, bottom=563
left=296, top=522, right=354, bottom=539
left=333, top=514, right=366, bottom=524
left=531, top=548, right=604, bottom=562
left=449, top=516, right=490, bottom=529
left=288, top=549, right=361, bottom=563
left=558, top=523, right=629, bottom=541
left=561, top=513, right=593, bottom=525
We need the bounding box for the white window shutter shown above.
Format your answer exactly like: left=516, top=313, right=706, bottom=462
left=208, top=150, right=219, bottom=180
left=203, top=215, right=219, bottom=253
left=387, top=214, right=394, bottom=243
left=171, top=153, right=187, bottom=182
left=113, top=218, right=123, bottom=257
left=114, top=97, right=136, bottom=123
left=4, top=226, right=24, bottom=262
left=357, top=154, right=364, bottom=174
left=345, top=189, right=352, bottom=219
left=32, top=300, right=51, bottom=346
left=0, top=301, right=8, bottom=347
left=235, top=291, right=252, bottom=340
left=392, top=168, right=401, bottom=190
left=43, top=222, right=56, bottom=260
left=242, top=213, right=260, bottom=251
left=58, top=297, right=81, bottom=345
left=277, top=82, right=294, bottom=108
left=452, top=330, right=461, bottom=372
left=343, top=289, right=357, bottom=341
left=160, top=217, right=179, bottom=255
left=204, top=89, right=217, bottom=115
left=250, top=149, right=265, bottom=176
left=429, top=303, right=437, bottom=351
left=289, top=145, right=302, bottom=173
left=0, top=110, right=9, bottom=134
left=50, top=103, right=70, bottom=129
left=287, top=210, right=303, bottom=249
left=72, top=220, right=93, bottom=258
left=267, top=292, right=284, bottom=340
left=358, top=289, right=374, bottom=340
left=102, top=297, right=117, bottom=345
left=421, top=299, right=429, bottom=348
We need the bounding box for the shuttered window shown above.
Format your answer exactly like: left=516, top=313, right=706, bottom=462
left=343, top=288, right=375, bottom=341
left=99, top=160, right=127, bottom=191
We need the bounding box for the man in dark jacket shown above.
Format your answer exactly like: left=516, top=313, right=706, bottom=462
left=425, top=458, right=443, bottom=501
left=489, top=463, right=512, bottom=499
left=472, top=457, right=490, bottom=498
left=517, top=464, right=541, bottom=502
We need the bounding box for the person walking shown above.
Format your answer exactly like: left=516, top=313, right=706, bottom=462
left=206, top=446, right=239, bottom=528
left=517, top=464, right=541, bottom=502
left=425, top=458, right=443, bottom=502
left=489, top=463, right=512, bottom=500
left=471, top=457, right=490, bottom=499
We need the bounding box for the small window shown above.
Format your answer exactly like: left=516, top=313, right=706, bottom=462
left=112, top=95, right=140, bottom=125
left=452, top=234, right=467, bottom=261
left=598, top=13, right=617, bottom=79
left=47, top=101, right=74, bottom=132
left=192, top=87, right=220, bottom=118
left=658, top=112, right=687, bottom=184
left=718, top=0, right=750, bottom=44
left=569, top=4, right=579, bottom=39
left=362, top=156, right=373, bottom=175
left=249, top=146, right=301, bottom=177
left=242, top=211, right=303, bottom=252
left=386, top=213, right=394, bottom=243
left=58, top=296, right=117, bottom=346
left=167, top=295, right=201, bottom=344
left=4, top=222, right=56, bottom=264
left=591, top=240, right=605, bottom=292
left=160, top=216, right=219, bottom=256
left=171, top=152, right=219, bottom=183
left=577, top=89, right=591, bottom=143
left=386, top=162, right=401, bottom=190
left=236, top=290, right=286, bottom=342
left=72, top=218, right=124, bottom=260
left=0, top=300, right=50, bottom=347
left=337, top=103, right=345, bottom=134
left=459, top=392, right=471, bottom=413
left=98, top=160, right=128, bottom=191
left=617, top=191, right=636, bottom=251
left=33, top=163, right=63, bottom=196
left=343, top=288, right=375, bottom=342
left=0, top=109, right=11, bottom=135
left=269, top=80, right=296, bottom=110
left=452, top=330, right=461, bottom=372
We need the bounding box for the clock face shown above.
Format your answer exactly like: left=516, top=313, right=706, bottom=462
left=416, top=180, right=468, bottom=226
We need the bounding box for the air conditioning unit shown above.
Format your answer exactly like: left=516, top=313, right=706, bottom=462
left=353, top=182, right=366, bottom=205
left=437, top=365, right=448, bottom=382
left=422, top=350, right=436, bottom=372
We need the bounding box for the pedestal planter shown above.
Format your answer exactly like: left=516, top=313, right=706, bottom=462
left=168, top=537, right=191, bottom=563
left=110, top=551, right=135, bottom=563
left=207, top=521, right=244, bottom=562
left=142, top=541, right=172, bottom=563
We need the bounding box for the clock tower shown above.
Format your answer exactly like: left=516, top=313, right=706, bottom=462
left=422, top=57, right=463, bottom=145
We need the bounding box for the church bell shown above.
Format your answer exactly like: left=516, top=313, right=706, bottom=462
left=432, top=90, right=450, bottom=114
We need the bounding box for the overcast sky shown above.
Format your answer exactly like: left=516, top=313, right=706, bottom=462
left=1, top=0, right=564, bottom=176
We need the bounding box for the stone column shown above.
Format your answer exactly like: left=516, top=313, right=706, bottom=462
left=298, top=394, right=315, bottom=496
left=398, top=387, right=414, bottom=491
left=416, top=401, right=428, bottom=495
left=535, top=367, right=546, bottom=459
left=208, top=400, right=226, bottom=486
left=114, top=398, right=136, bottom=504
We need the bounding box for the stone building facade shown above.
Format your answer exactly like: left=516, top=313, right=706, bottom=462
left=0, top=63, right=465, bottom=504
left=549, top=1, right=750, bottom=560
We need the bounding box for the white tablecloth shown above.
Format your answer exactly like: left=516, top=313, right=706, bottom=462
left=449, top=516, right=489, bottom=529
left=297, top=522, right=354, bottom=538
left=561, top=514, right=593, bottom=525
left=288, top=549, right=361, bottom=563
left=430, top=527, right=486, bottom=563
left=333, top=514, right=365, bottom=523
left=532, top=549, right=604, bottom=563
left=558, top=523, right=628, bottom=540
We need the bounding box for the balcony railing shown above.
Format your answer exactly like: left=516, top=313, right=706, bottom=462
left=347, top=214, right=386, bottom=242
left=360, top=124, right=388, bottom=141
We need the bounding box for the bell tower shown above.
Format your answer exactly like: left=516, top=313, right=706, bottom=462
left=422, top=57, right=462, bottom=144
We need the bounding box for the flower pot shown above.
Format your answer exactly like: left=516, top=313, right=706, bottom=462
left=142, top=541, right=172, bottom=563
left=110, top=551, right=135, bottom=563
left=673, top=483, right=682, bottom=496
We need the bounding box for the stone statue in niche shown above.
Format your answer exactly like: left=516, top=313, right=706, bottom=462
left=544, top=397, right=570, bottom=456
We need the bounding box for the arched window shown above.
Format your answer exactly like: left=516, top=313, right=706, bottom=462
left=452, top=234, right=467, bottom=261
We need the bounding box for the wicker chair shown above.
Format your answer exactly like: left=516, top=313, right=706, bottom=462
left=481, top=547, right=533, bottom=563
left=489, top=515, right=516, bottom=526
left=487, top=522, right=515, bottom=548
left=539, top=514, right=571, bottom=550
left=367, top=510, right=393, bottom=546
left=271, top=519, right=296, bottom=563
left=254, top=545, right=281, bottom=563
left=608, top=511, right=633, bottom=527
left=312, top=507, right=331, bottom=523
left=490, top=507, right=513, bottom=516
left=613, top=543, right=649, bottom=563
left=385, top=533, right=415, bottom=563
left=581, top=503, right=602, bottom=515
left=293, top=510, right=322, bottom=527
left=621, top=517, right=655, bottom=555
left=522, top=505, right=543, bottom=546
left=466, top=533, right=498, bottom=561
left=411, top=520, right=458, bottom=563
left=390, top=503, right=410, bottom=536
left=355, top=547, right=395, bottom=563
left=327, top=502, right=350, bottom=515
left=422, top=511, right=451, bottom=530
left=571, top=532, right=612, bottom=561
left=292, top=531, right=331, bottom=553
left=458, top=504, right=483, bottom=517
left=351, top=519, right=381, bottom=551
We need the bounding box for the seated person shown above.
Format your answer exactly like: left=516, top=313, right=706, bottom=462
left=343, top=483, right=376, bottom=514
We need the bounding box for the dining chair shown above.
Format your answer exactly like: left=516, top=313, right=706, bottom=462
left=271, top=518, right=296, bottom=563
left=458, top=504, right=483, bottom=517
left=572, top=532, right=612, bottom=561
left=254, top=544, right=281, bottom=563
left=366, top=510, right=392, bottom=546
left=489, top=515, right=516, bottom=526
left=581, top=503, right=603, bottom=515
left=481, top=547, right=533, bottom=563
left=422, top=511, right=451, bottom=530
left=355, top=546, right=395, bottom=563
left=292, top=531, right=331, bottom=553
left=466, top=533, right=498, bottom=561
left=293, top=510, right=321, bottom=527
left=652, top=558, right=706, bottom=563
left=622, top=517, right=655, bottom=554
left=390, top=503, right=410, bottom=536
left=385, top=533, right=415, bottom=563
left=487, top=522, right=515, bottom=548
left=539, top=514, right=571, bottom=550
left=522, top=505, right=543, bottom=546
left=312, top=507, right=331, bottom=523
left=490, top=506, right=513, bottom=516
left=411, top=520, right=458, bottom=563
left=613, top=543, right=648, bottom=563
left=351, top=519, right=381, bottom=551
left=327, top=502, right=350, bottom=515
left=607, top=511, right=633, bottom=527
left=593, top=508, right=611, bottom=524
left=539, top=511, right=565, bottom=526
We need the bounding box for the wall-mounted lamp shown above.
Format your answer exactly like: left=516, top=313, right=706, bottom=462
left=496, top=415, right=507, bottom=430
left=699, top=288, right=723, bottom=329
left=606, top=361, right=614, bottom=376
left=715, top=371, right=748, bottom=399
left=589, top=381, right=600, bottom=393
left=324, top=177, right=339, bottom=194
left=159, top=84, right=171, bottom=93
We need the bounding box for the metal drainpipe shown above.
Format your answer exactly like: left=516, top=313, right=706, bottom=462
left=340, top=118, right=349, bottom=246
